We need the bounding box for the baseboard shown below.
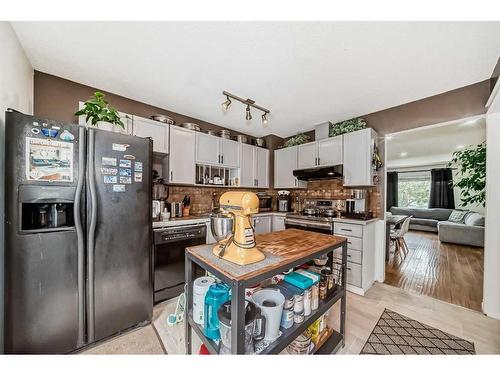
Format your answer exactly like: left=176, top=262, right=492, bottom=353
left=346, top=284, right=365, bottom=296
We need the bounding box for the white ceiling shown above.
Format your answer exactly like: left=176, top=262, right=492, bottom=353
left=386, top=117, right=486, bottom=169
left=11, top=21, right=500, bottom=137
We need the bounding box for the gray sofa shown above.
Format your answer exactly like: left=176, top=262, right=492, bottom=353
left=389, top=207, right=485, bottom=247
left=389, top=207, right=453, bottom=232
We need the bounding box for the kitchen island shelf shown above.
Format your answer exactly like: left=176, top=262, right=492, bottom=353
left=185, top=229, right=347, bottom=355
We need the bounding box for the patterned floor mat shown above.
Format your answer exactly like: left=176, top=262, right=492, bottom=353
left=360, top=309, right=475, bottom=355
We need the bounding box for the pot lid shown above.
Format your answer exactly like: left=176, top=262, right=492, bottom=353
left=217, top=300, right=260, bottom=326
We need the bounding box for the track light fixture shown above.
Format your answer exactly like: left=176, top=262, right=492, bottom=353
left=221, top=91, right=270, bottom=126
left=221, top=96, right=231, bottom=111
left=245, top=105, right=252, bottom=121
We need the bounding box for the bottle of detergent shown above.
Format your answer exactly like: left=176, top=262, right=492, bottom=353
left=204, top=283, right=231, bottom=340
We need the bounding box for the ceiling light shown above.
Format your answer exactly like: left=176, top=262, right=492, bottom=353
left=262, top=113, right=268, bottom=126
left=386, top=135, right=393, bottom=140
left=221, top=91, right=270, bottom=126
left=400, top=152, right=408, bottom=157
left=245, top=105, right=252, bottom=121
left=221, top=96, right=231, bottom=111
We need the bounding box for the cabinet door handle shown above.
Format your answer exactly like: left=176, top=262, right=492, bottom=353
left=170, top=171, right=173, bottom=180
left=347, top=267, right=352, bottom=271
left=347, top=254, right=351, bottom=258
left=348, top=241, right=352, bottom=244
left=341, top=228, right=352, bottom=232
left=318, top=157, right=320, bottom=165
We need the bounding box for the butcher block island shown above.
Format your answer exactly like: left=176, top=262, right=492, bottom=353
left=185, top=229, right=348, bottom=355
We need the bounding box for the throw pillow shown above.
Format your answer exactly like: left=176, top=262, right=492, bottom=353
left=448, top=210, right=468, bottom=223
left=464, top=212, right=485, bottom=227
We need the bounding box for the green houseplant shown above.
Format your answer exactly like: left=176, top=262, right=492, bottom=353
left=283, top=133, right=311, bottom=147
left=75, top=91, right=124, bottom=130
left=329, top=117, right=366, bottom=137
left=449, top=141, right=486, bottom=207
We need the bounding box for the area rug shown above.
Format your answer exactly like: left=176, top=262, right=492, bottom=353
left=360, top=309, right=475, bottom=355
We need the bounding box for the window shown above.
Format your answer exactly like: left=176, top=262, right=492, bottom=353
left=397, top=171, right=431, bottom=208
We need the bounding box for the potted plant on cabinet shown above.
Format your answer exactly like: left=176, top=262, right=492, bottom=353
left=75, top=91, right=125, bottom=131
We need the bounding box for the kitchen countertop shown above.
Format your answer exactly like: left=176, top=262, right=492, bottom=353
left=186, top=228, right=346, bottom=281
left=152, top=215, right=210, bottom=228
left=252, top=211, right=287, bottom=216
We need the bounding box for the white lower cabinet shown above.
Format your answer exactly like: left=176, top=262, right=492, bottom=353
left=333, top=220, right=377, bottom=295
left=272, top=215, right=286, bottom=231
left=253, top=215, right=272, bottom=234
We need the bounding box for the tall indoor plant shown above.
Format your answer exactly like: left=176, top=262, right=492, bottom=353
left=449, top=141, right=486, bottom=207
left=75, top=91, right=124, bottom=130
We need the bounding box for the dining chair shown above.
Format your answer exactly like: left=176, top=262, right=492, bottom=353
left=390, top=216, right=412, bottom=259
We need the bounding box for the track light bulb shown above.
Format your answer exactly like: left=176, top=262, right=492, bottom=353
left=221, top=96, right=231, bottom=111
left=246, top=105, right=252, bottom=121
left=262, top=113, right=268, bottom=126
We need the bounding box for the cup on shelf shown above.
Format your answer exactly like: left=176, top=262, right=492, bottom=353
left=161, top=210, right=171, bottom=221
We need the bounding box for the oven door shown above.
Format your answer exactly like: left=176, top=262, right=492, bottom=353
left=153, top=224, right=206, bottom=304
left=284, top=218, right=333, bottom=235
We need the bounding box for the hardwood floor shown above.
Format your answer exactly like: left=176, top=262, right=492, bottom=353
left=385, top=230, right=484, bottom=311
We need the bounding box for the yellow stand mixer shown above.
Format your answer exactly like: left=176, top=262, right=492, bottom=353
left=211, top=191, right=265, bottom=265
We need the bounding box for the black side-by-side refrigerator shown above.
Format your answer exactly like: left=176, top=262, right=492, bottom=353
left=4, top=110, right=153, bottom=353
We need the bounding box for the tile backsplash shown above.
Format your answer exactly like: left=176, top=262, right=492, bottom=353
left=164, top=179, right=382, bottom=219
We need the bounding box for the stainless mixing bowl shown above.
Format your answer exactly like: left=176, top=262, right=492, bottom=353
left=210, top=212, right=234, bottom=241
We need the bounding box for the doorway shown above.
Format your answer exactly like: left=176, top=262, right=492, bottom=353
left=383, top=116, right=486, bottom=311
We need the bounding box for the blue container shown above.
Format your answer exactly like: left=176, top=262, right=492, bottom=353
left=284, top=272, right=314, bottom=290
left=204, top=283, right=230, bottom=340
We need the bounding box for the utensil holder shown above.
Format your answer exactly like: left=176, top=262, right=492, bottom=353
left=182, top=207, right=190, bottom=217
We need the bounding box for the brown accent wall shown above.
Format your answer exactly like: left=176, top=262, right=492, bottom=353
left=33, top=71, right=256, bottom=140
left=284, top=79, right=492, bottom=144
left=364, top=79, right=491, bottom=135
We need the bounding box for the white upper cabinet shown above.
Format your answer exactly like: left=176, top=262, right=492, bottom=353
left=297, top=135, right=343, bottom=169
left=318, top=136, right=343, bottom=166
left=168, top=125, right=195, bottom=184
left=132, top=115, right=169, bottom=154
left=275, top=145, right=304, bottom=189
left=195, top=133, right=240, bottom=168
left=255, top=147, right=269, bottom=188
left=220, top=138, right=240, bottom=168
left=196, top=132, right=220, bottom=165
left=343, top=128, right=376, bottom=187
left=239, top=145, right=269, bottom=188
left=298, top=142, right=318, bottom=169
left=239, top=143, right=255, bottom=187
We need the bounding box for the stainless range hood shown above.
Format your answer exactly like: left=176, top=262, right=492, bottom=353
left=293, top=165, right=343, bottom=181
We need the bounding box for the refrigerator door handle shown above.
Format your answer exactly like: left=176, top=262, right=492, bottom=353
left=74, top=126, right=86, bottom=347
left=87, top=127, right=97, bottom=343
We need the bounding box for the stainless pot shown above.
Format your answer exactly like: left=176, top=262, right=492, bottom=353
left=210, top=212, right=233, bottom=242
left=236, top=134, right=248, bottom=144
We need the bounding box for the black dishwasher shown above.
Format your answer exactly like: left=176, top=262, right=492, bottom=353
left=153, top=224, right=206, bottom=304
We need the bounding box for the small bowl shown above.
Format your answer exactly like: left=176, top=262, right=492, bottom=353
left=314, top=255, right=328, bottom=266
